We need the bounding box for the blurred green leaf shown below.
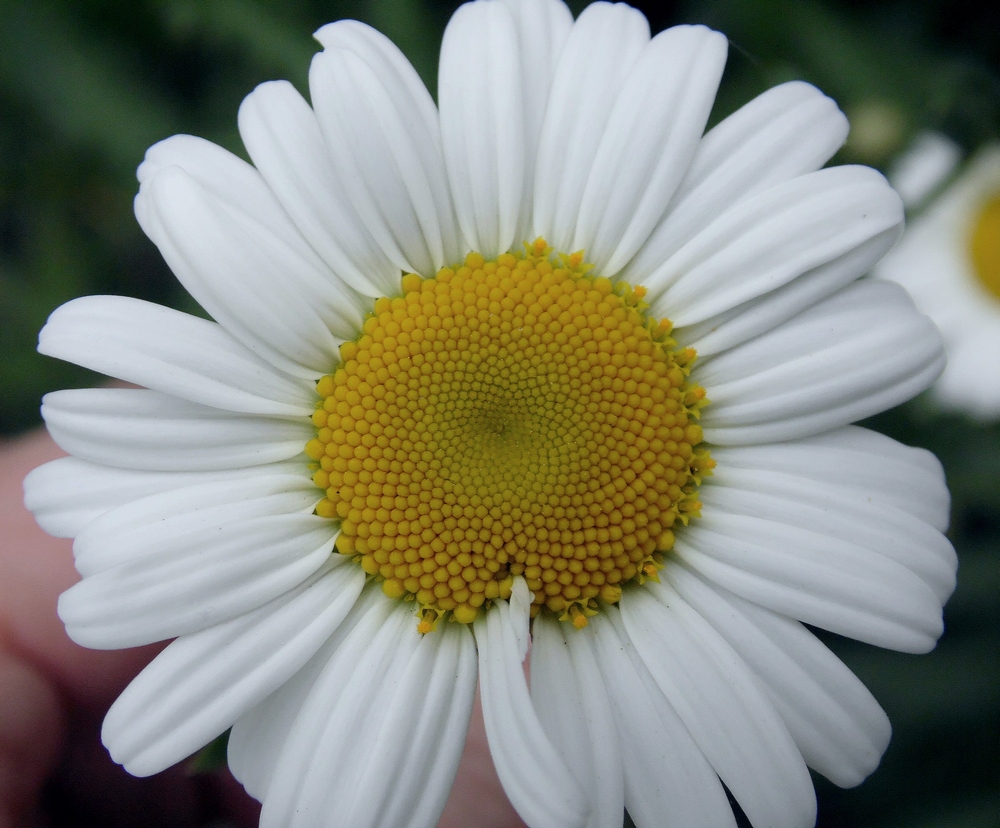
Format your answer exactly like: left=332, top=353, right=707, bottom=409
left=0, top=0, right=177, bottom=174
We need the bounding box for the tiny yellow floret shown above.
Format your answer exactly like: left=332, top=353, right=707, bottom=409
left=307, top=241, right=710, bottom=629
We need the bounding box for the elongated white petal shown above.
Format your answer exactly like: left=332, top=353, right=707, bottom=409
left=621, top=587, right=816, bottom=828
left=702, top=462, right=956, bottom=603
left=533, top=1, right=649, bottom=253
left=238, top=81, right=399, bottom=299
left=531, top=614, right=624, bottom=828
left=38, top=296, right=314, bottom=416
left=664, top=565, right=891, bottom=788
left=71, top=472, right=318, bottom=575
left=439, top=0, right=524, bottom=259
left=259, top=593, right=475, bottom=828
left=62, top=480, right=332, bottom=647
left=311, top=44, right=459, bottom=275
left=137, top=134, right=368, bottom=347
left=677, top=229, right=898, bottom=357
left=573, top=25, right=727, bottom=276
left=257, top=591, right=398, bottom=826
left=497, top=0, right=574, bottom=243
left=229, top=586, right=390, bottom=801
left=313, top=18, right=464, bottom=271
left=697, top=280, right=945, bottom=444
left=646, top=166, right=902, bottom=325
left=24, top=456, right=305, bottom=538
left=313, top=19, right=438, bottom=132
left=475, top=587, right=587, bottom=828
left=136, top=134, right=299, bottom=237
left=675, top=509, right=945, bottom=652
left=509, top=574, right=532, bottom=660
left=886, top=131, right=961, bottom=208
left=340, top=623, right=476, bottom=828
left=591, top=609, right=737, bottom=828
left=625, top=81, right=848, bottom=281
left=41, top=388, right=310, bottom=472
left=713, top=425, right=951, bottom=531
left=141, top=165, right=353, bottom=375
left=103, top=559, right=363, bottom=776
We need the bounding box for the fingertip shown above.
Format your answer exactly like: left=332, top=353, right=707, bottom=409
left=0, top=650, right=66, bottom=826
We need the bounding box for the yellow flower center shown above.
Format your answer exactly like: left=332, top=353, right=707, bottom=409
left=970, top=192, right=1000, bottom=301
left=305, top=240, right=712, bottom=631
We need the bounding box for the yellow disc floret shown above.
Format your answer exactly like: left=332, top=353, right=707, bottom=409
left=970, top=192, right=1000, bottom=301
left=305, top=240, right=712, bottom=629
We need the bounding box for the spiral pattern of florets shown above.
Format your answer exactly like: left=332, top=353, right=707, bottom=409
left=306, top=240, right=712, bottom=630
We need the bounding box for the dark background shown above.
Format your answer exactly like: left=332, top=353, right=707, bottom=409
left=1, top=0, right=997, bottom=826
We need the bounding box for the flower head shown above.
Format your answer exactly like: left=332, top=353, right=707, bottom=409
left=878, top=135, right=1000, bottom=419
left=25, top=2, right=955, bottom=827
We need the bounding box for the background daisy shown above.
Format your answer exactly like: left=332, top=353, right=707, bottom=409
left=877, top=139, right=1000, bottom=420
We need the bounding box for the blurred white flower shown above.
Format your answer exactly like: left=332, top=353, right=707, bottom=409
left=878, top=137, right=1000, bottom=419
left=885, top=130, right=961, bottom=209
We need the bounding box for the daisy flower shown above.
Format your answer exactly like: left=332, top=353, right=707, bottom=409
left=25, top=2, right=956, bottom=827
left=877, top=137, right=1000, bottom=419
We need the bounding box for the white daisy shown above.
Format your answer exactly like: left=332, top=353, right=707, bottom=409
left=24, top=2, right=956, bottom=828
left=877, top=137, right=1000, bottom=419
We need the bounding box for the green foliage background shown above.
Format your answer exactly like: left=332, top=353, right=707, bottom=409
left=1, top=0, right=997, bottom=826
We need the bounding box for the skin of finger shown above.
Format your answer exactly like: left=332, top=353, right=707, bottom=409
left=0, top=429, right=161, bottom=711
left=0, top=651, right=63, bottom=828
left=0, top=428, right=264, bottom=826
left=437, top=687, right=527, bottom=828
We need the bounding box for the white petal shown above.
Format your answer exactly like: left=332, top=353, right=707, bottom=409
left=532, top=1, right=649, bottom=253
left=313, top=18, right=440, bottom=142
left=625, top=81, right=849, bottom=281
left=664, top=565, right=891, bottom=788
left=675, top=510, right=945, bottom=653
left=621, top=586, right=816, bottom=828
left=238, top=80, right=401, bottom=298
left=61, top=479, right=333, bottom=647
left=474, top=589, right=588, bottom=828
left=310, top=35, right=460, bottom=274
left=259, top=592, right=476, bottom=828
left=137, top=133, right=368, bottom=345
left=572, top=25, right=728, bottom=276
left=497, top=0, right=574, bottom=243
left=702, top=458, right=956, bottom=603
left=71, top=471, right=319, bottom=575
left=340, top=623, right=476, bottom=828
left=102, top=559, right=364, bottom=776
left=41, top=388, right=311, bottom=471
left=38, top=296, right=314, bottom=416
left=677, top=228, right=898, bottom=357
left=439, top=0, right=524, bottom=259
left=646, top=166, right=903, bottom=325
left=136, top=134, right=297, bottom=235
left=256, top=590, right=397, bottom=826
left=509, top=574, right=532, bottom=660
left=713, top=425, right=951, bottom=532
left=887, top=131, right=961, bottom=209
left=140, top=165, right=355, bottom=375
left=590, top=609, right=737, bottom=828
left=530, top=614, right=624, bottom=828
left=24, top=456, right=304, bottom=539
left=697, top=280, right=946, bottom=444
left=229, top=587, right=390, bottom=801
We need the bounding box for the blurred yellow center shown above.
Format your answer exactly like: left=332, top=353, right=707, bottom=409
left=305, top=240, right=712, bottom=631
left=970, top=192, right=1000, bottom=301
